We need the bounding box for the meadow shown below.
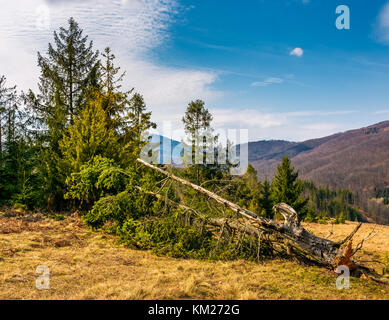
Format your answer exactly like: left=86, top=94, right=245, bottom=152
left=1, top=208, right=388, bottom=300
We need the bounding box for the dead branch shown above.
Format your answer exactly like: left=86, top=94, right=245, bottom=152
left=351, top=224, right=379, bottom=257
left=325, top=222, right=334, bottom=240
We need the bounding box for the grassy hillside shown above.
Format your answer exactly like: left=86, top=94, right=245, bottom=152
left=1, top=208, right=388, bottom=300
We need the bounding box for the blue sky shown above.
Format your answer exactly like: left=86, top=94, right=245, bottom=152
left=1, top=0, right=389, bottom=141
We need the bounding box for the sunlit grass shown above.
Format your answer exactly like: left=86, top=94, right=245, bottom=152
left=1, top=209, right=388, bottom=300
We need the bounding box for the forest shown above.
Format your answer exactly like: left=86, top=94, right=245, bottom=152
left=375, top=187, right=389, bottom=205
left=0, top=18, right=373, bottom=262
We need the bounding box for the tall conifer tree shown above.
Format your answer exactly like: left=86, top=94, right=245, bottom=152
left=271, top=156, right=307, bottom=219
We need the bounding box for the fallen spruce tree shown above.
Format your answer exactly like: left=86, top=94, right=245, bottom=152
left=136, top=158, right=382, bottom=278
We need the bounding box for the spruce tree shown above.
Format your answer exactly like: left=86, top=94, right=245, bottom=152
left=97, top=47, right=155, bottom=165
left=271, top=156, right=308, bottom=219
left=126, top=93, right=156, bottom=148
left=0, top=76, right=17, bottom=159
left=182, top=99, right=213, bottom=184
left=260, top=176, right=273, bottom=218
left=60, top=95, right=120, bottom=173
left=99, top=47, right=133, bottom=122
left=244, top=164, right=259, bottom=190
left=33, top=17, right=99, bottom=130
left=22, top=18, right=99, bottom=208
left=0, top=76, right=19, bottom=200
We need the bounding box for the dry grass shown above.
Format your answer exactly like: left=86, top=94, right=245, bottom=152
left=1, top=209, right=388, bottom=300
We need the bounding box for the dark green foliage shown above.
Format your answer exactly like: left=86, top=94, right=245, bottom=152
left=0, top=76, right=42, bottom=208
left=22, top=18, right=100, bottom=209
left=117, top=210, right=271, bottom=261
left=334, top=211, right=346, bottom=224
left=64, top=156, right=129, bottom=205
left=303, top=181, right=361, bottom=223
left=260, top=177, right=273, bottom=218
left=36, top=17, right=100, bottom=123
left=117, top=214, right=213, bottom=259
left=375, top=187, right=389, bottom=205
left=271, top=156, right=307, bottom=219
left=83, top=190, right=152, bottom=229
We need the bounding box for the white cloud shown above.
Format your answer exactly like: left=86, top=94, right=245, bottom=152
left=301, top=123, right=341, bottom=131
left=284, top=110, right=357, bottom=117
left=377, top=2, right=389, bottom=44
left=211, top=108, right=285, bottom=129
left=374, top=109, right=389, bottom=114
left=251, top=77, right=284, bottom=87
left=0, top=0, right=220, bottom=125
left=290, top=47, right=304, bottom=57
left=206, top=108, right=355, bottom=141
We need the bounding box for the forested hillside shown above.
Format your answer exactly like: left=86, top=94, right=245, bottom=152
left=247, top=122, right=389, bottom=224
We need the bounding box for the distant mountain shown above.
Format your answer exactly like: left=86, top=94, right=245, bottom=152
left=151, top=123, right=389, bottom=223
left=239, top=140, right=297, bottom=162
left=148, top=134, right=183, bottom=164
left=248, top=121, right=389, bottom=195
left=152, top=121, right=389, bottom=196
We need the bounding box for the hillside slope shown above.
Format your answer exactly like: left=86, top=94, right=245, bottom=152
left=250, top=121, right=389, bottom=194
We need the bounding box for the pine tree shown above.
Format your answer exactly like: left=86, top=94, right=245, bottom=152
left=244, top=164, right=259, bottom=190
left=126, top=93, right=156, bottom=148
left=271, top=156, right=308, bottom=219
left=0, top=76, right=19, bottom=201
left=305, top=199, right=317, bottom=222
left=99, top=47, right=133, bottom=122
left=32, top=17, right=99, bottom=131
left=0, top=76, right=17, bottom=159
left=101, top=47, right=126, bottom=93
left=0, top=77, right=38, bottom=206
left=97, top=48, right=155, bottom=166
left=22, top=18, right=99, bottom=208
left=260, top=176, right=273, bottom=218
left=182, top=99, right=213, bottom=184
left=60, top=94, right=119, bottom=173
left=338, top=211, right=346, bottom=224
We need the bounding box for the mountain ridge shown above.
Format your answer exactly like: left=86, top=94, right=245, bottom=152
left=248, top=120, right=389, bottom=194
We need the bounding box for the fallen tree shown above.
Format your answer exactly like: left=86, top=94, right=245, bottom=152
left=136, top=158, right=364, bottom=270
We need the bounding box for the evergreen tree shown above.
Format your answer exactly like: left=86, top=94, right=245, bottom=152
left=101, top=47, right=126, bottom=93
left=0, top=76, right=18, bottom=201
left=304, top=199, right=317, bottom=222
left=60, top=94, right=120, bottom=173
left=98, top=48, right=155, bottom=166
left=271, top=156, right=308, bottom=219
left=244, top=164, right=259, bottom=190
left=125, top=93, right=156, bottom=151
left=22, top=18, right=100, bottom=208
left=99, top=47, right=133, bottom=125
left=0, top=76, right=17, bottom=159
left=35, top=17, right=99, bottom=126
left=260, top=176, right=273, bottom=218
left=182, top=99, right=213, bottom=184
left=0, top=76, right=39, bottom=206
left=338, top=211, right=346, bottom=224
